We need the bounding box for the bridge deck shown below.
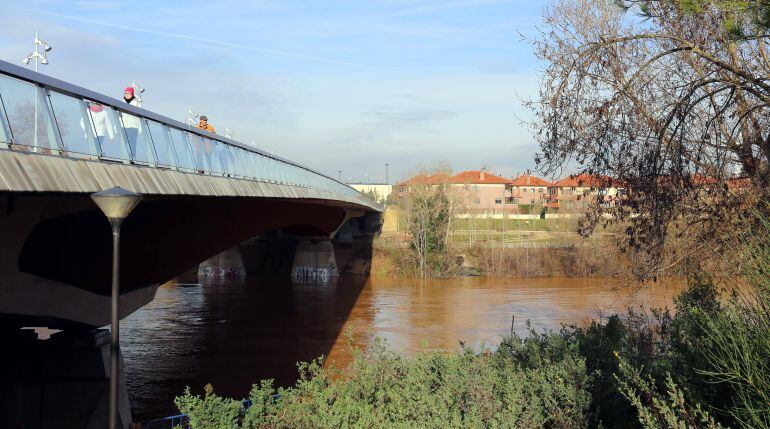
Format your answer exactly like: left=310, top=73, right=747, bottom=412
left=0, top=59, right=380, bottom=212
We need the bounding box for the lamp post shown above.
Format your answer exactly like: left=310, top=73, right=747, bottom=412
left=131, top=78, right=145, bottom=103
left=385, top=163, right=389, bottom=185
left=186, top=109, right=199, bottom=126
left=90, top=187, right=142, bottom=429
left=21, top=31, right=52, bottom=152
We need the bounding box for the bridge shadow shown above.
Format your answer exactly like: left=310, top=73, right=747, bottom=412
left=122, top=272, right=372, bottom=422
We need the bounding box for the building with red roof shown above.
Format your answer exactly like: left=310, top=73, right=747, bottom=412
left=509, top=174, right=553, bottom=205
left=398, top=170, right=562, bottom=212
left=547, top=174, right=622, bottom=209
left=447, top=170, right=514, bottom=210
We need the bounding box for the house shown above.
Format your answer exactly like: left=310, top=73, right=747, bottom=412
left=395, top=172, right=451, bottom=197
left=548, top=174, right=621, bottom=209
left=509, top=174, right=552, bottom=205
left=448, top=170, right=514, bottom=210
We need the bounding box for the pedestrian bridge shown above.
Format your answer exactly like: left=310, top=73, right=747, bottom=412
left=0, top=59, right=382, bottom=328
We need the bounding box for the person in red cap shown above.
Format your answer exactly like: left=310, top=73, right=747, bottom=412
left=123, top=86, right=141, bottom=108
left=122, top=86, right=142, bottom=157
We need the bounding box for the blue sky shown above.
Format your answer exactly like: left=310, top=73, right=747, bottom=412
left=0, top=0, right=547, bottom=183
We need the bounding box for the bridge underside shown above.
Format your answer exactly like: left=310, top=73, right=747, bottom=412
left=0, top=192, right=362, bottom=328
left=0, top=149, right=379, bottom=328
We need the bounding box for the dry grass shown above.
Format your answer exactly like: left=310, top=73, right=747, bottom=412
left=468, top=242, right=629, bottom=278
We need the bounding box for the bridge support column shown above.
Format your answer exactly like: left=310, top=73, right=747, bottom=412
left=0, top=328, right=132, bottom=429
left=291, top=238, right=338, bottom=283
left=198, top=246, right=246, bottom=279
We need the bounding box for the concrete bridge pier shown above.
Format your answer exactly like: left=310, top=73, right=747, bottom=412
left=198, top=247, right=246, bottom=279
left=198, top=211, right=383, bottom=283
left=290, top=238, right=339, bottom=283
left=0, top=328, right=132, bottom=429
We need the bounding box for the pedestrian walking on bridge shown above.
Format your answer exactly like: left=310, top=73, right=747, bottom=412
left=195, top=115, right=216, bottom=134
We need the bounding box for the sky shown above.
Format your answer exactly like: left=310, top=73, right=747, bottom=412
left=0, top=0, right=548, bottom=183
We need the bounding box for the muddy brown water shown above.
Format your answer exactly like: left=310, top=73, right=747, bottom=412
left=121, top=275, right=684, bottom=421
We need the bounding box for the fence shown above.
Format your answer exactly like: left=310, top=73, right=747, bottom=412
left=143, top=399, right=255, bottom=429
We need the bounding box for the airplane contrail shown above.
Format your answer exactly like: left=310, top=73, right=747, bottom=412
left=30, top=9, right=379, bottom=70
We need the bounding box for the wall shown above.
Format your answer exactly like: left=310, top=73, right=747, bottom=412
left=450, top=183, right=509, bottom=210
left=350, top=184, right=393, bottom=203
left=511, top=186, right=548, bottom=205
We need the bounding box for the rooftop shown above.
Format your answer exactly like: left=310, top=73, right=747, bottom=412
left=449, top=170, right=512, bottom=185
left=510, top=174, right=552, bottom=187
left=552, top=174, right=615, bottom=187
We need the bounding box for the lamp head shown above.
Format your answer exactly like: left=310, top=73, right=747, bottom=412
left=22, top=56, right=31, bottom=65
left=91, top=187, right=142, bottom=221
left=40, top=57, right=49, bottom=65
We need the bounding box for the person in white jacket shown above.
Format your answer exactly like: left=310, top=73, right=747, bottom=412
left=122, top=86, right=142, bottom=158
left=84, top=103, right=114, bottom=146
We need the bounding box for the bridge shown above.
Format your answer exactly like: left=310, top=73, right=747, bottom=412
left=0, top=59, right=382, bottom=428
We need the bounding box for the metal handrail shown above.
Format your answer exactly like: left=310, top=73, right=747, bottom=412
left=143, top=399, right=256, bottom=429
left=0, top=59, right=380, bottom=210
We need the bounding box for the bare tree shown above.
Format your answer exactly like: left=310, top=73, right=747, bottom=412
left=529, top=0, right=770, bottom=276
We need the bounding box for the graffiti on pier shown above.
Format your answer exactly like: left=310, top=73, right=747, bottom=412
left=291, top=266, right=336, bottom=283
left=198, top=265, right=245, bottom=279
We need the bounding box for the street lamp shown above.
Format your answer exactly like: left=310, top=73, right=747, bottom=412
left=131, top=78, right=145, bottom=103
left=385, top=163, right=389, bottom=185
left=186, top=109, right=199, bottom=126
left=90, top=187, right=142, bottom=429
left=22, top=31, right=52, bottom=72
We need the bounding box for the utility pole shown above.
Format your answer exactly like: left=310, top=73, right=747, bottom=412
left=385, top=163, right=389, bottom=184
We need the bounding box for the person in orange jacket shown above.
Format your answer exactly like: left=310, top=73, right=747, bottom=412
left=195, top=115, right=216, bottom=133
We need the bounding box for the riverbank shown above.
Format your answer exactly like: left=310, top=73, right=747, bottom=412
left=371, top=236, right=637, bottom=279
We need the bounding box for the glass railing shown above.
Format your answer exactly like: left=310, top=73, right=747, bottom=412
left=0, top=62, right=368, bottom=203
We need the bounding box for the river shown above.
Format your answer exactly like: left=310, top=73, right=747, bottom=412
left=121, top=275, right=684, bottom=421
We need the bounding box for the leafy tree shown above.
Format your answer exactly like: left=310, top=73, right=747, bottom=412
left=400, top=165, right=458, bottom=277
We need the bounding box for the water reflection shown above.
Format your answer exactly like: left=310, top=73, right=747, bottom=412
left=122, top=275, right=683, bottom=421
left=122, top=275, right=369, bottom=421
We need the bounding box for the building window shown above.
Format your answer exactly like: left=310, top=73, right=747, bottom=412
left=495, top=198, right=502, bottom=204
left=538, top=188, right=544, bottom=193
left=474, top=198, right=480, bottom=204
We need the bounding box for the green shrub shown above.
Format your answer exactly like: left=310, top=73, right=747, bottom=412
left=616, top=362, right=723, bottom=429
left=175, top=384, right=242, bottom=429
left=178, top=336, right=591, bottom=428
